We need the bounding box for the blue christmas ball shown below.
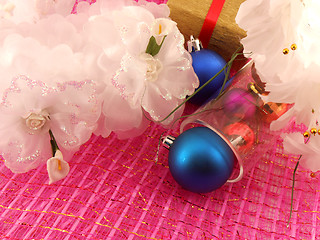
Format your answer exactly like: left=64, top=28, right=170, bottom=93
left=189, top=49, right=228, bottom=106
left=168, top=127, right=236, bottom=193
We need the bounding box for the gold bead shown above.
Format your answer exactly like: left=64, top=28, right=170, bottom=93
left=283, top=48, right=289, bottom=55
left=311, top=172, right=316, bottom=178
left=312, top=109, right=315, bottom=113
left=311, top=128, right=317, bottom=135
left=318, top=129, right=320, bottom=135
left=291, top=43, right=297, bottom=51
left=303, top=131, right=310, bottom=138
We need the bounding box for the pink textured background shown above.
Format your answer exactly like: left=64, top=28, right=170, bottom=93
left=1, top=0, right=320, bottom=239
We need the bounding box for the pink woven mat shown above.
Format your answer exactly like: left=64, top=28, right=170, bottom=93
left=1, top=0, right=320, bottom=239
left=1, top=119, right=317, bottom=240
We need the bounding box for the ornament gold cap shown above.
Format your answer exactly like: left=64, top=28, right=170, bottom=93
left=187, top=35, right=203, bottom=52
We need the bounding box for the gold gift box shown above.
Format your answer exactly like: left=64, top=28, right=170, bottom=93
left=168, top=0, right=246, bottom=61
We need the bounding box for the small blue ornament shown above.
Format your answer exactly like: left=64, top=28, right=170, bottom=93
left=187, top=36, right=229, bottom=106
left=166, top=127, right=236, bottom=193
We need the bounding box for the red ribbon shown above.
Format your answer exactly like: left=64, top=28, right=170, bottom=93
left=198, top=0, right=226, bottom=49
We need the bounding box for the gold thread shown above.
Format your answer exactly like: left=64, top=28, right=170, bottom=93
left=138, top=191, right=147, bottom=204
left=0, top=204, right=161, bottom=239
left=39, top=225, right=71, bottom=234
left=94, top=221, right=161, bottom=239
left=0, top=204, right=85, bottom=220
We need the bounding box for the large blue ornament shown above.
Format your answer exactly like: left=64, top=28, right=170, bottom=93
left=167, top=127, right=236, bottom=193
left=187, top=36, right=229, bottom=106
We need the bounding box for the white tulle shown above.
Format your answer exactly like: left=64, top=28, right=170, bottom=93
left=0, top=0, right=199, bottom=176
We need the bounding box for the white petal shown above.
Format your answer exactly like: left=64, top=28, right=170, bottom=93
left=101, top=85, right=143, bottom=131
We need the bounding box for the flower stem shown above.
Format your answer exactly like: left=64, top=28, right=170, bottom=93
left=49, top=129, right=59, bottom=157
left=287, top=155, right=301, bottom=227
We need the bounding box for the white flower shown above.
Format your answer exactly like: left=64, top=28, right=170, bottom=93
left=0, top=15, right=89, bottom=86
left=138, top=1, right=170, bottom=19
left=236, top=0, right=320, bottom=130
left=282, top=132, right=320, bottom=172
left=0, top=2, right=15, bottom=19
left=265, top=60, right=320, bottom=130
left=0, top=0, right=76, bottom=23
left=0, top=1, right=105, bottom=174
left=85, top=3, right=198, bottom=137
left=47, top=150, right=70, bottom=184
left=236, top=0, right=304, bottom=83
left=76, top=0, right=170, bottom=19
left=0, top=75, right=100, bottom=173
left=35, top=0, right=75, bottom=17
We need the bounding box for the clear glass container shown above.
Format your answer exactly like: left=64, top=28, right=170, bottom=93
left=180, top=60, right=287, bottom=182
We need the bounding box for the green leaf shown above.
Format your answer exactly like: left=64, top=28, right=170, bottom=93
left=145, top=35, right=167, bottom=56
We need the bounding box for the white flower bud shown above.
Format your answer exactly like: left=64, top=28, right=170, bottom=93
left=24, top=110, right=50, bottom=133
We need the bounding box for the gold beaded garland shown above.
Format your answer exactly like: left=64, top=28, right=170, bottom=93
left=283, top=48, right=289, bottom=55
left=303, top=131, right=310, bottom=138
left=311, top=128, right=317, bottom=135
left=290, top=44, right=297, bottom=50
left=302, top=128, right=320, bottom=137
left=283, top=44, right=298, bottom=55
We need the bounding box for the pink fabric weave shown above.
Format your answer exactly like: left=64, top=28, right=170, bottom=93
left=0, top=1, right=320, bottom=239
